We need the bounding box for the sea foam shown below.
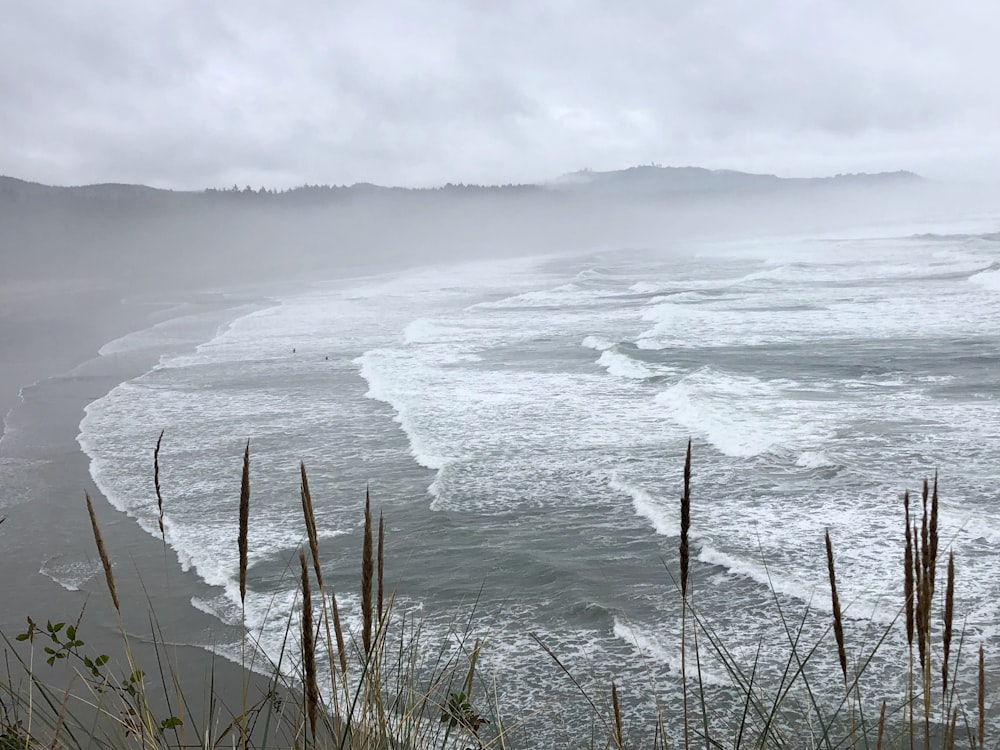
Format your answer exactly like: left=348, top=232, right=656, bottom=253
left=655, top=368, right=832, bottom=458
left=596, top=349, right=654, bottom=379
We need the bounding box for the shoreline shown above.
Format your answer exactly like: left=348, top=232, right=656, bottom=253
left=0, top=258, right=445, bottom=705
left=0, top=284, right=285, bottom=735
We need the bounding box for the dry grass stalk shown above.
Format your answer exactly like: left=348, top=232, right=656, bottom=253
left=465, top=638, right=481, bottom=697
left=238, top=440, right=250, bottom=605
left=825, top=529, right=848, bottom=685
left=918, top=481, right=936, bottom=744
left=929, top=473, right=939, bottom=594
left=979, top=644, right=985, bottom=749
left=942, top=551, right=955, bottom=700
left=85, top=492, right=119, bottom=613
left=236, top=442, right=252, bottom=750
left=362, top=486, right=374, bottom=658
left=679, top=439, right=692, bottom=750
left=920, top=480, right=934, bottom=603
left=913, top=522, right=927, bottom=677
left=299, top=462, right=323, bottom=589
left=331, top=590, right=348, bottom=676
left=904, top=491, right=916, bottom=748
left=611, top=680, right=623, bottom=749
left=947, top=707, right=958, bottom=750
left=300, top=462, right=348, bottom=716
left=154, top=429, right=165, bottom=540
left=377, top=511, right=385, bottom=626
left=680, top=439, right=691, bottom=599
left=300, top=551, right=320, bottom=739
left=49, top=669, right=74, bottom=750
left=904, top=491, right=914, bottom=647
left=876, top=700, right=886, bottom=750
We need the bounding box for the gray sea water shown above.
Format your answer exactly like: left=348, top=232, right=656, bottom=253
left=74, top=215, right=1000, bottom=745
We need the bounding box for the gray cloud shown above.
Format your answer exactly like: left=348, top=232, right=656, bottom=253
left=2, top=0, right=998, bottom=188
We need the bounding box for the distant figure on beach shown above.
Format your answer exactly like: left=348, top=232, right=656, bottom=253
left=292, top=347, right=296, bottom=354
left=324, top=355, right=328, bottom=361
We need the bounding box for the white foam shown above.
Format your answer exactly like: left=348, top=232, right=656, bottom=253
left=355, top=349, right=456, bottom=470
left=39, top=557, right=103, bottom=592
left=969, top=268, right=1000, bottom=292
left=796, top=451, right=836, bottom=469
left=403, top=318, right=462, bottom=345
left=609, top=473, right=675, bottom=536
left=190, top=593, right=243, bottom=627
left=596, top=349, right=653, bottom=379
left=698, top=544, right=821, bottom=608
left=739, top=264, right=804, bottom=283
left=635, top=336, right=666, bottom=350
left=612, top=617, right=729, bottom=686
left=574, top=267, right=609, bottom=282
left=649, top=290, right=709, bottom=304
left=98, top=304, right=264, bottom=358
left=581, top=335, right=614, bottom=351
left=355, top=338, right=674, bottom=514
left=480, top=284, right=582, bottom=306
left=655, top=368, right=834, bottom=458
left=629, top=281, right=663, bottom=294
left=634, top=242, right=1000, bottom=350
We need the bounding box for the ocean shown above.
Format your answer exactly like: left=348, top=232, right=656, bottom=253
left=73, top=215, right=1000, bottom=744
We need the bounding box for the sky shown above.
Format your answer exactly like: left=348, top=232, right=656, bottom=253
left=2, top=1, right=999, bottom=190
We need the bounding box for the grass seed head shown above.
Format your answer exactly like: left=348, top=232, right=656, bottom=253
left=86, top=492, right=119, bottom=613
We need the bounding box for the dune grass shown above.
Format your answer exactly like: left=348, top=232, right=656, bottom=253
left=0, top=439, right=991, bottom=748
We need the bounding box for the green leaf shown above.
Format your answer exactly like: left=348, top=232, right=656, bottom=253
left=15, top=634, right=28, bottom=642
left=96, top=654, right=109, bottom=666
left=43, top=647, right=55, bottom=655
left=66, top=625, right=76, bottom=640
left=18, top=618, right=37, bottom=643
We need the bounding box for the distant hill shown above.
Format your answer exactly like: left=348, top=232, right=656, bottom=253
left=0, top=175, right=186, bottom=209
left=550, top=165, right=922, bottom=195
left=0, top=175, right=59, bottom=197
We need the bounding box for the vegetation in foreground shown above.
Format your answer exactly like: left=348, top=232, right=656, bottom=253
left=0, top=437, right=991, bottom=749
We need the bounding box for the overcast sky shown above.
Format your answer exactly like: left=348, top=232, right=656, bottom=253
left=2, top=1, right=998, bottom=189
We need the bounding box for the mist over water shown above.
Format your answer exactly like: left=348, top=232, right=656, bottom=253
left=71, top=209, right=1000, bottom=743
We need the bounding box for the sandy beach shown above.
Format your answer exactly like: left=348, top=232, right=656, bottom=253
left=0, top=279, right=285, bottom=738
